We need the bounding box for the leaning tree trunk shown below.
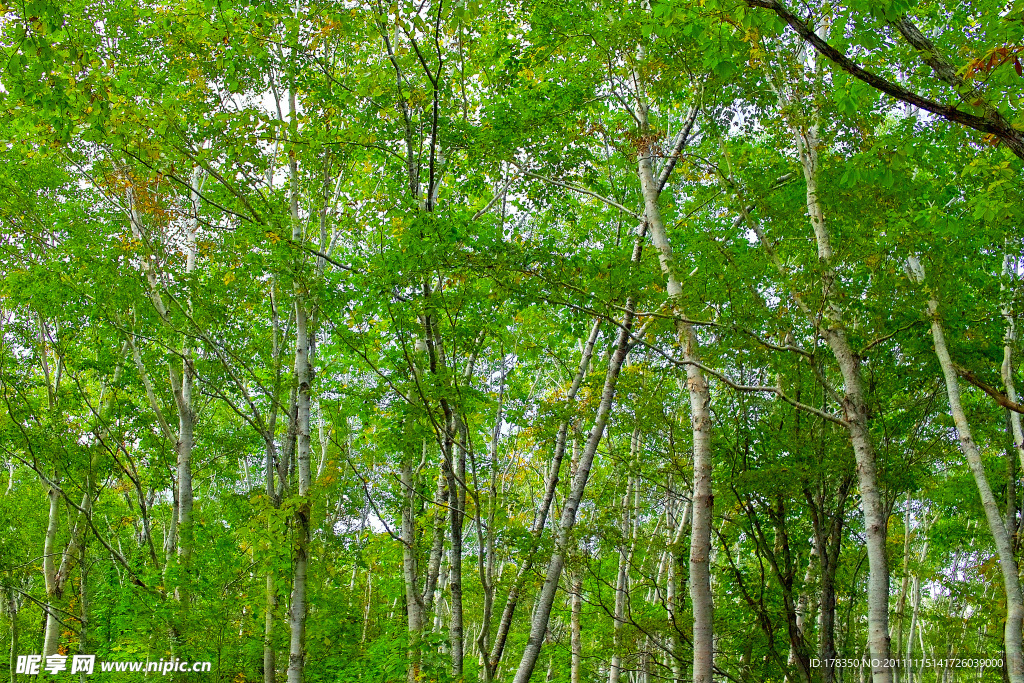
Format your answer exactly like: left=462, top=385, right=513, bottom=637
left=744, top=147, right=893, bottom=681
left=909, top=259, right=1024, bottom=683
left=510, top=230, right=643, bottom=683
left=487, top=320, right=602, bottom=677
left=762, top=22, right=895, bottom=678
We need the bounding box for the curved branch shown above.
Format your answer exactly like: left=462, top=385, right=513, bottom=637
left=745, top=0, right=1024, bottom=159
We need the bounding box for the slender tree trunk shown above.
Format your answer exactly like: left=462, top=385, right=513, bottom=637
left=1008, top=411, right=1019, bottom=549
left=41, top=484, right=60, bottom=657
left=820, top=556, right=839, bottom=683
left=637, top=118, right=714, bottom=683
left=422, top=469, right=448, bottom=617
left=895, top=495, right=913, bottom=683
left=286, top=90, right=313, bottom=683
left=434, top=553, right=450, bottom=635
left=758, top=31, right=896, bottom=677
left=474, top=374, right=503, bottom=681
left=78, top=540, right=88, bottom=683
left=786, top=114, right=894, bottom=682
left=174, top=167, right=200, bottom=613
left=832, top=327, right=891, bottom=683
left=126, top=169, right=197, bottom=668
left=402, top=453, right=425, bottom=683
left=361, top=565, right=373, bottom=644
left=812, top=475, right=852, bottom=683
left=667, top=498, right=691, bottom=683
left=7, top=591, right=17, bottom=683
left=744, top=160, right=891, bottom=680
left=39, top=313, right=65, bottom=659
left=1002, top=247, right=1024, bottom=554
left=168, top=169, right=201, bottom=667
left=609, top=476, right=635, bottom=683
left=40, top=345, right=125, bottom=658
left=1002, top=251, right=1024, bottom=474
left=264, top=571, right=277, bottom=683
left=169, top=359, right=194, bottom=586
left=511, top=232, right=641, bottom=683
left=571, top=573, right=583, bottom=683
left=906, top=571, right=921, bottom=683
left=487, top=320, right=601, bottom=674
left=911, top=262, right=1024, bottom=683
left=447, top=425, right=466, bottom=677
left=264, top=434, right=280, bottom=683
left=788, top=546, right=818, bottom=681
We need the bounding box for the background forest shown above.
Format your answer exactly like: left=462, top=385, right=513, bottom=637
left=0, top=0, right=1022, bottom=682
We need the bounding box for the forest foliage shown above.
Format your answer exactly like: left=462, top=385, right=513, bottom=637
left=0, top=0, right=1023, bottom=682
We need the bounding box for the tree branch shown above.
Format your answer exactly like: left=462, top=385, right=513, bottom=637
left=745, top=0, right=1024, bottom=159
left=953, top=363, right=1024, bottom=414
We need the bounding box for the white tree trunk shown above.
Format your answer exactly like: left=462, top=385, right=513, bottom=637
left=637, top=127, right=714, bottom=683
left=42, top=484, right=60, bottom=657
left=511, top=250, right=640, bottom=683
left=667, top=498, right=691, bottom=683
left=1002, top=251, right=1024, bottom=473
left=6, top=589, right=18, bottom=683
left=911, top=261, right=1024, bottom=683
left=609, top=475, right=636, bottom=683
left=402, top=452, right=425, bottom=683
left=790, top=116, right=894, bottom=683
left=571, top=573, right=583, bottom=683
left=488, top=320, right=601, bottom=674
left=286, top=85, right=313, bottom=683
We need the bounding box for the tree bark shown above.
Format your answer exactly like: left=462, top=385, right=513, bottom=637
left=571, top=573, right=583, bottom=683
left=126, top=169, right=197, bottom=667
left=910, top=262, right=1024, bottom=683
left=41, top=483, right=60, bottom=657
left=487, top=320, right=601, bottom=674
left=609, top=474, right=636, bottom=683
left=264, top=430, right=281, bottom=683
left=637, top=117, right=714, bottom=683
left=401, top=452, right=425, bottom=683
left=447, top=435, right=465, bottom=678
left=511, top=232, right=641, bottom=683
left=6, top=589, right=17, bottom=683
left=667, top=497, right=691, bottom=683
left=791, top=110, right=892, bottom=682
left=286, top=87, right=314, bottom=683
left=1002, top=252, right=1024, bottom=474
